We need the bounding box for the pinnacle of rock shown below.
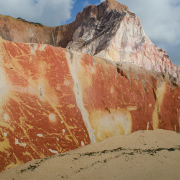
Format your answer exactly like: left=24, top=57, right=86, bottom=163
left=100, top=0, right=129, bottom=12
left=0, top=0, right=179, bottom=78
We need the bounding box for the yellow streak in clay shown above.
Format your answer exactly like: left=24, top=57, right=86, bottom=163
left=2, top=40, right=80, bottom=150
left=19, top=117, right=46, bottom=158
left=12, top=153, right=23, bottom=166
left=25, top=109, right=35, bottom=118
left=16, top=80, right=79, bottom=148
left=33, top=76, right=79, bottom=146
left=34, top=78, right=79, bottom=146
left=0, top=130, right=11, bottom=152
left=90, top=108, right=132, bottom=142
left=19, top=118, right=46, bottom=158
left=105, top=45, right=119, bottom=62
left=23, top=152, right=35, bottom=160
left=45, top=95, right=79, bottom=146
left=127, top=106, right=138, bottom=111
left=5, top=162, right=17, bottom=170
left=7, top=93, right=46, bottom=159
left=0, top=66, right=9, bottom=112
left=152, top=82, right=166, bottom=130
left=67, top=104, right=75, bottom=109
left=0, top=120, right=14, bottom=131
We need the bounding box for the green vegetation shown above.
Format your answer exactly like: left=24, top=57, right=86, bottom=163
left=17, top=17, right=43, bottom=26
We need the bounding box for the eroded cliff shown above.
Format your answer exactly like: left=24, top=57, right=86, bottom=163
left=0, top=0, right=180, bottom=173
left=0, top=0, right=179, bottom=78
left=0, top=37, right=180, bottom=172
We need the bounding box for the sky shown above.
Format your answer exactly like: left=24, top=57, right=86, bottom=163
left=0, top=0, right=179, bottom=66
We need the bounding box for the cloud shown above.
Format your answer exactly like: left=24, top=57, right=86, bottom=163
left=0, top=0, right=74, bottom=26
left=101, top=0, right=180, bottom=65
left=83, top=1, right=90, bottom=7
left=160, top=42, right=180, bottom=66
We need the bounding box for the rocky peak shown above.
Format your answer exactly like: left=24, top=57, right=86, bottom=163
left=76, top=0, right=129, bottom=22
left=0, top=0, right=179, bottom=78
left=67, top=1, right=180, bottom=79
left=100, top=0, right=129, bottom=12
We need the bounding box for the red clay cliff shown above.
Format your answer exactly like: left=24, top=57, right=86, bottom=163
left=0, top=0, right=180, bottom=173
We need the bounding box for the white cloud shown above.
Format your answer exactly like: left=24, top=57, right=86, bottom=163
left=0, top=0, right=74, bottom=26
left=83, top=1, right=90, bottom=7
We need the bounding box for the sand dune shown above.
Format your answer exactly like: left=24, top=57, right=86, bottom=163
left=0, top=129, right=180, bottom=180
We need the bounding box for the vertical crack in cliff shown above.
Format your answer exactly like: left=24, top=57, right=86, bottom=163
left=116, top=66, right=131, bottom=83
left=65, top=50, right=96, bottom=144
left=152, top=88, right=157, bottom=100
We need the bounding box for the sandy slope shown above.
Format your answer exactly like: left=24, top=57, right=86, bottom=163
left=0, top=129, right=180, bottom=180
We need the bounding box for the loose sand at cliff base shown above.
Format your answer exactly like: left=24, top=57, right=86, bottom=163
left=0, top=129, right=180, bottom=180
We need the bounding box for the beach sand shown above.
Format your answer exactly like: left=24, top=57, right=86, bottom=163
left=0, top=129, right=180, bottom=180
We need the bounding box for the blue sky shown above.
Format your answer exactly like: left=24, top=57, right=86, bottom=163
left=0, top=0, right=179, bottom=66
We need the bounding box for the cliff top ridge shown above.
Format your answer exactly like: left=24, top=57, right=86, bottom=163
left=100, top=0, right=129, bottom=12
left=76, top=0, right=129, bottom=21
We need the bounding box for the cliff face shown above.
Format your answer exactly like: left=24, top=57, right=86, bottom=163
left=66, top=0, right=180, bottom=78
left=0, top=14, right=71, bottom=48
left=0, top=0, right=179, bottom=78
left=0, top=0, right=180, bottom=173
left=0, top=0, right=129, bottom=48
left=0, top=37, right=180, bottom=172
